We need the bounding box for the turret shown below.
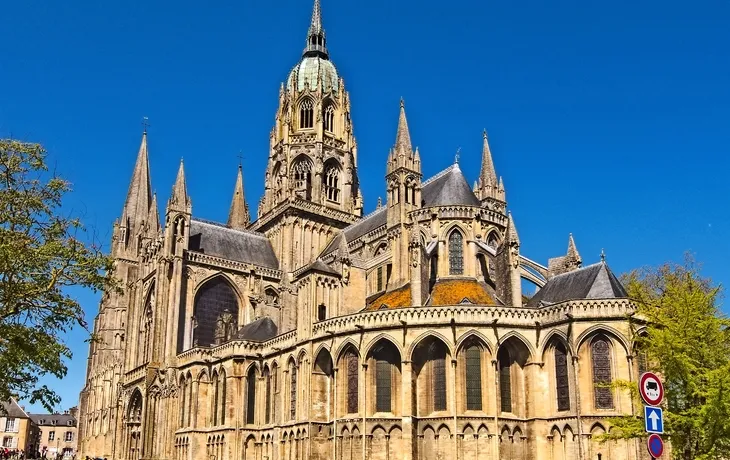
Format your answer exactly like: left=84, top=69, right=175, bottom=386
left=386, top=99, right=422, bottom=227
left=227, top=164, right=250, bottom=230
left=476, top=130, right=506, bottom=211
left=548, top=233, right=583, bottom=278
left=165, top=160, right=191, bottom=258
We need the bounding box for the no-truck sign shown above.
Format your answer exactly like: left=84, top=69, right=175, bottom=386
left=639, top=372, right=664, bottom=406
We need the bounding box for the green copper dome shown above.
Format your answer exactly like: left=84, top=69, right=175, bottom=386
left=287, top=56, right=339, bottom=93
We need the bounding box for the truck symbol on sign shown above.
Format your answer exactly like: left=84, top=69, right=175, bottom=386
left=644, top=380, right=661, bottom=400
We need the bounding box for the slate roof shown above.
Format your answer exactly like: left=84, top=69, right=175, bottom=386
left=235, top=317, right=278, bottom=342
left=188, top=219, right=279, bottom=270
left=1, top=399, right=29, bottom=418
left=322, top=164, right=480, bottom=258
left=28, top=413, right=76, bottom=426
left=298, top=259, right=340, bottom=277
left=527, top=262, right=628, bottom=308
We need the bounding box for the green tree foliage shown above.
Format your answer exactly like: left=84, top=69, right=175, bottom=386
left=604, top=257, right=730, bottom=460
left=0, top=139, right=117, bottom=411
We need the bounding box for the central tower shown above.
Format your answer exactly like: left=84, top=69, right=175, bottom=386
left=253, top=0, right=362, bottom=273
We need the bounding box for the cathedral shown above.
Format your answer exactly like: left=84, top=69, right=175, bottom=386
left=78, top=2, right=649, bottom=459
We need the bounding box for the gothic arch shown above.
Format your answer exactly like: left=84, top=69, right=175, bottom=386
left=456, top=330, right=494, bottom=355
left=407, top=331, right=455, bottom=361
left=334, top=338, right=362, bottom=361
left=196, top=368, right=209, bottom=383
left=363, top=334, right=403, bottom=359
left=439, top=221, right=470, bottom=242
left=549, top=424, right=562, bottom=436
left=323, top=158, right=342, bottom=202
left=291, top=155, right=314, bottom=200
left=539, top=330, right=574, bottom=357
left=193, top=272, right=243, bottom=299
left=313, top=342, right=332, bottom=361
left=193, top=275, right=240, bottom=347
left=497, top=331, right=536, bottom=360
left=575, top=325, right=630, bottom=355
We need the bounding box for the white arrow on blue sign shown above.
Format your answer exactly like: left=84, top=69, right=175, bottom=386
left=644, top=406, right=664, bottom=434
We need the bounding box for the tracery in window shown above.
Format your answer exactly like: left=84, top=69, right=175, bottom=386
left=324, top=161, right=341, bottom=202
left=498, top=347, right=512, bottom=412
left=193, top=277, right=238, bottom=347
left=555, top=342, right=570, bottom=411
left=290, top=361, right=297, bottom=420
left=323, top=105, right=335, bottom=132
left=291, top=157, right=313, bottom=201
left=591, top=336, right=614, bottom=409
left=465, top=345, right=482, bottom=410
left=449, top=230, right=464, bottom=275
left=346, top=351, right=359, bottom=413
left=299, top=99, right=314, bottom=129
left=370, top=340, right=400, bottom=414
left=246, top=367, right=256, bottom=424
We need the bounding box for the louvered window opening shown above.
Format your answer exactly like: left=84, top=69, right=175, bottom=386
left=347, top=353, right=359, bottom=413
left=376, top=360, right=391, bottom=412
left=449, top=231, right=464, bottom=275
left=465, top=346, right=482, bottom=410
left=592, top=338, right=614, bottom=409
left=555, top=345, right=570, bottom=411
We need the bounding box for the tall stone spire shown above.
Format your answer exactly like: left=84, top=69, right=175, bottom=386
left=169, top=160, right=190, bottom=208
left=480, top=129, right=498, bottom=187
left=227, top=165, right=250, bottom=230
left=394, top=99, right=413, bottom=155
left=507, top=212, right=520, bottom=246
left=567, top=233, right=581, bottom=262
left=147, top=193, right=160, bottom=233
left=122, top=132, right=152, bottom=225
left=476, top=130, right=506, bottom=208
left=304, top=0, right=328, bottom=58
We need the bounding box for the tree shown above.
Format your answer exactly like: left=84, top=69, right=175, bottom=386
left=603, top=256, right=730, bottom=460
left=0, top=139, right=117, bottom=411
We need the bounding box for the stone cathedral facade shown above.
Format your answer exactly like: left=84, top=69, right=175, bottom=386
left=78, top=2, right=650, bottom=459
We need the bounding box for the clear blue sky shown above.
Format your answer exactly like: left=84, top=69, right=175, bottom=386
left=1, top=0, right=728, bottom=412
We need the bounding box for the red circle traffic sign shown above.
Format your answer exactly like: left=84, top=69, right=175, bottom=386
left=647, top=434, right=664, bottom=457
left=640, top=372, right=664, bottom=406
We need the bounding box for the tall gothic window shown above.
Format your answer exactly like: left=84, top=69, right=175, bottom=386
left=555, top=343, right=570, bottom=411
left=193, top=277, right=238, bottom=348
left=246, top=367, right=256, bottom=424
left=465, top=345, right=482, bottom=410
left=346, top=352, right=359, bottom=413
left=272, top=364, right=278, bottom=423
left=324, top=163, right=341, bottom=202
left=498, top=347, right=512, bottom=412
left=376, top=266, right=384, bottom=292
left=211, top=372, right=219, bottom=426
left=179, top=378, right=187, bottom=427
left=323, top=105, right=335, bottom=132
left=433, top=353, right=447, bottom=411
left=290, top=361, right=297, bottom=420
left=591, top=336, right=614, bottom=409
left=291, top=158, right=313, bottom=201
left=449, top=230, right=464, bottom=275
left=375, top=359, right=391, bottom=412
left=299, top=99, right=314, bottom=129
left=264, top=368, right=271, bottom=424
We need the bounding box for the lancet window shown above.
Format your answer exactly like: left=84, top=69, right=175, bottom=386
left=465, top=345, right=482, bottom=410
left=246, top=367, right=256, bottom=424
left=324, top=162, right=341, bottom=202
left=323, top=105, right=335, bottom=132
left=291, top=158, right=313, bottom=201
left=299, top=99, right=314, bottom=129
left=346, top=351, right=359, bottom=413
left=591, top=336, right=614, bottom=409
left=290, top=361, right=297, bottom=420
left=449, top=230, right=464, bottom=275
left=498, top=347, right=512, bottom=412
left=555, top=343, right=570, bottom=411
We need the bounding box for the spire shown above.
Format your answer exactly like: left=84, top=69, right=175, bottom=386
left=304, top=0, right=328, bottom=58
left=567, top=233, right=581, bottom=261
left=507, top=212, right=520, bottom=246
left=170, top=159, right=189, bottom=208
left=480, top=129, right=498, bottom=186
left=122, top=131, right=152, bottom=226
left=147, top=193, right=160, bottom=233
left=394, top=99, right=413, bottom=155
left=227, top=165, right=250, bottom=230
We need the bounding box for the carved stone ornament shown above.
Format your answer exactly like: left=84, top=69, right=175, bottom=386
left=341, top=263, right=350, bottom=285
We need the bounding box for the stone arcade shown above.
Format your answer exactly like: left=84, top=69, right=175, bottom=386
left=78, top=2, right=649, bottom=459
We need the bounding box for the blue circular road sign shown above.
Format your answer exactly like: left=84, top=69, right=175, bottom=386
left=647, top=434, right=664, bottom=458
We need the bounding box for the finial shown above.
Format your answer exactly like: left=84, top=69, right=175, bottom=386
left=483, top=128, right=488, bottom=140
left=377, top=196, right=382, bottom=209
left=600, top=248, right=606, bottom=263
left=400, top=98, right=405, bottom=109
left=237, top=150, right=244, bottom=168
left=142, top=116, right=150, bottom=134
left=455, top=147, right=461, bottom=164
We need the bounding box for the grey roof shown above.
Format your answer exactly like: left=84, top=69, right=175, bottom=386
left=235, top=317, right=278, bottom=342
left=422, top=164, right=481, bottom=207
left=188, top=219, right=279, bottom=270
left=527, top=262, right=628, bottom=308
left=321, top=208, right=387, bottom=256
left=1, top=399, right=29, bottom=418
left=28, top=413, right=76, bottom=426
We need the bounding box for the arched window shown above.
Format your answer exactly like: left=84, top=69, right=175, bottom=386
left=498, top=347, right=512, bottom=412
left=376, top=266, right=384, bottom=292
left=346, top=351, right=359, bottom=414
left=263, top=368, right=271, bottom=424
left=289, top=361, right=298, bottom=420
left=432, top=345, right=447, bottom=411
left=375, top=358, right=392, bottom=413
left=323, top=105, right=335, bottom=132
left=193, top=277, right=239, bottom=348
left=591, top=336, right=614, bottom=409
left=179, top=378, right=187, bottom=427
left=125, top=391, right=143, bottom=460
left=324, top=162, right=341, bottom=202
left=449, top=231, right=464, bottom=275
left=246, top=367, right=256, bottom=424
left=465, top=345, right=482, bottom=410
left=140, top=287, right=154, bottom=365
left=555, top=343, right=570, bottom=411
left=291, top=158, right=313, bottom=201
left=271, top=364, right=278, bottom=424
left=299, top=99, right=314, bottom=129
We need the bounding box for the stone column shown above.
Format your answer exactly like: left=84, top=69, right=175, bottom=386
left=401, top=360, right=413, bottom=460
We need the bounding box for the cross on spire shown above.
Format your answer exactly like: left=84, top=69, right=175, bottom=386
left=237, top=150, right=244, bottom=167
left=455, top=147, right=461, bottom=165
left=142, top=116, right=150, bottom=134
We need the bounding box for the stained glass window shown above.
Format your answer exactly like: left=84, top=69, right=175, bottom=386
left=375, top=360, right=391, bottom=412
left=300, top=99, right=314, bottom=129
left=449, top=231, right=464, bottom=275
left=555, top=344, right=570, bottom=411
left=591, top=337, right=614, bottom=409
left=246, top=368, right=256, bottom=424
left=433, top=358, right=446, bottom=411
left=290, top=363, right=297, bottom=420
left=377, top=266, right=383, bottom=292
left=465, top=346, right=482, bottom=410
left=193, top=278, right=238, bottom=347
left=346, top=352, right=359, bottom=413
left=498, top=348, right=512, bottom=412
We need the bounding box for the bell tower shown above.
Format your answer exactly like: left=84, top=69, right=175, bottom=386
left=252, top=0, right=362, bottom=273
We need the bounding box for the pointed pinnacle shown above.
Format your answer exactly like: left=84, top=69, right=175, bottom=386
left=228, top=164, right=250, bottom=229
left=148, top=193, right=160, bottom=232
left=122, top=131, right=152, bottom=226
left=480, top=129, right=498, bottom=186
left=309, top=0, right=323, bottom=35
left=171, top=159, right=188, bottom=207
left=507, top=212, right=520, bottom=246
left=395, top=99, right=412, bottom=155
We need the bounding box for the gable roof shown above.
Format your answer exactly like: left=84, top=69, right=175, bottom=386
left=28, top=413, right=76, bottom=426
left=188, top=219, right=279, bottom=270
left=527, top=262, right=628, bottom=308
left=421, top=164, right=481, bottom=207
left=235, top=317, right=278, bottom=342
left=1, top=399, right=29, bottom=418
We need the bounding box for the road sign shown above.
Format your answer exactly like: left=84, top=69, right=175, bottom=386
left=640, top=372, right=664, bottom=406
left=644, top=406, right=664, bottom=434
left=647, top=434, right=664, bottom=458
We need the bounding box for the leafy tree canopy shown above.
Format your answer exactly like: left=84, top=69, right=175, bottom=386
left=0, top=139, right=117, bottom=411
left=604, top=256, right=730, bottom=460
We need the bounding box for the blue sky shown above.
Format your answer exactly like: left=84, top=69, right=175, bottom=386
left=1, top=0, right=728, bottom=412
